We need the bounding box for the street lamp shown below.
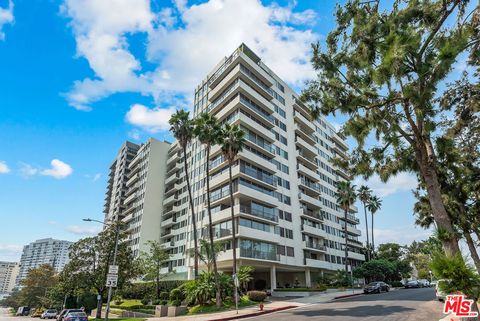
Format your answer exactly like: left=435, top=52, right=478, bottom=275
left=83, top=218, right=120, bottom=321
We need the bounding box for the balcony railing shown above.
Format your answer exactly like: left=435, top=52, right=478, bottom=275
left=240, top=164, right=275, bottom=186
left=239, top=94, right=275, bottom=124
left=240, top=248, right=279, bottom=261
left=239, top=64, right=273, bottom=95
left=239, top=205, right=278, bottom=222
left=305, top=241, right=327, bottom=251
left=302, top=208, right=323, bottom=220
left=300, top=177, right=321, bottom=192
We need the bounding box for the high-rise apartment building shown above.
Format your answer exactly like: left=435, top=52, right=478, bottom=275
left=160, top=44, right=364, bottom=288
left=0, top=261, right=19, bottom=298
left=16, top=238, right=72, bottom=286
left=104, top=141, right=141, bottom=223
left=121, top=138, right=170, bottom=257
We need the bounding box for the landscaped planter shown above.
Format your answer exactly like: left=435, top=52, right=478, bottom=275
left=167, top=306, right=187, bottom=317
left=155, top=305, right=168, bottom=317
left=272, top=289, right=327, bottom=298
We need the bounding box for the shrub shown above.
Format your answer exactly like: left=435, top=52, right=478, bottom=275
left=247, top=291, right=266, bottom=302
left=390, top=281, right=403, bottom=288
left=169, top=288, right=185, bottom=306
left=140, top=297, right=150, bottom=305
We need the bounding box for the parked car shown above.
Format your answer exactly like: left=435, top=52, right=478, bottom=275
left=63, top=312, right=88, bottom=321
left=435, top=279, right=450, bottom=302
left=41, top=310, right=57, bottom=319
left=56, top=309, right=83, bottom=321
left=405, top=280, right=420, bottom=288
left=417, top=279, right=430, bottom=287
left=16, top=307, right=31, bottom=316
left=31, top=309, right=45, bottom=318
left=363, top=281, right=390, bottom=294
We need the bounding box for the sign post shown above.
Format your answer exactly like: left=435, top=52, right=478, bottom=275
left=233, top=274, right=239, bottom=314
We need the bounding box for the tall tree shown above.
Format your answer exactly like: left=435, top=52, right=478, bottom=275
left=301, top=0, right=479, bottom=256
left=367, top=195, right=382, bottom=257
left=336, top=181, right=357, bottom=272
left=169, top=110, right=199, bottom=279
left=220, top=123, right=245, bottom=278
left=19, top=264, right=58, bottom=308
left=357, top=185, right=372, bottom=260
left=61, top=223, right=140, bottom=318
left=194, top=112, right=223, bottom=307
left=139, top=240, right=171, bottom=300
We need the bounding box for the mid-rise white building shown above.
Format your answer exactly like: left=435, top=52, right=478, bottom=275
left=160, top=44, right=364, bottom=288
left=0, top=261, right=19, bottom=297
left=16, top=238, right=72, bottom=286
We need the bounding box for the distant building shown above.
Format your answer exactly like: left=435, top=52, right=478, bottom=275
left=16, top=238, right=72, bottom=286
left=104, top=141, right=141, bottom=223
left=104, top=138, right=170, bottom=257
left=0, top=261, right=19, bottom=298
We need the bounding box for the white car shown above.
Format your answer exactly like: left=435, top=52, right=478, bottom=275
left=41, top=310, right=57, bottom=319
left=417, top=279, right=430, bottom=287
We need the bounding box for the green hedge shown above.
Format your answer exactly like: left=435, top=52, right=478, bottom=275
left=119, top=280, right=187, bottom=299
left=109, top=305, right=156, bottom=311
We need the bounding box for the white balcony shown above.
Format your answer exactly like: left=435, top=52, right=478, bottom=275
left=124, top=192, right=136, bottom=205
left=165, top=173, right=179, bottom=186
left=348, top=251, right=365, bottom=261
left=126, top=173, right=139, bottom=187
left=341, top=223, right=362, bottom=236
left=297, top=164, right=320, bottom=182
left=161, top=216, right=177, bottom=228
left=303, top=241, right=327, bottom=253
left=305, top=258, right=342, bottom=271
left=301, top=224, right=328, bottom=238
left=296, top=150, right=318, bottom=170
left=238, top=226, right=280, bottom=243
left=299, top=192, right=322, bottom=209
left=239, top=149, right=275, bottom=173
left=296, top=136, right=317, bottom=157
left=162, top=194, right=177, bottom=206
left=293, top=111, right=315, bottom=133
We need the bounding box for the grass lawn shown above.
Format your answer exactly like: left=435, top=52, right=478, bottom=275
left=187, top=296, right=259, bottom=315
left=113, top=299, right=143, bottom=307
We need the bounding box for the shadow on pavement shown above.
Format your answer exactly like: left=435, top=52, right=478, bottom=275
left=291, top=304, right=415, bottom=318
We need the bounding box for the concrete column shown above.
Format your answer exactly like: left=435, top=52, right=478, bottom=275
left=270, top=265, right=277, bottom=290
left=305, top=268, right=311, bottom=287
left=187, top=265, right=193, bottom=280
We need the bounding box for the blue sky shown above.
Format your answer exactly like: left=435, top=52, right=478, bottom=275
left=0, top=0, right=431, bottom=261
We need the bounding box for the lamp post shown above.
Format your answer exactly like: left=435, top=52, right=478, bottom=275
left=83, top=218, right=120, bottom=321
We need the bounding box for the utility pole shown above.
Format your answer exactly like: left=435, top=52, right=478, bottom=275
left=104, top=224, right=120, bottom=321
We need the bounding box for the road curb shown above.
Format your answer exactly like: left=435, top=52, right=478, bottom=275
left=333, top=293, right=363, bottom=300
left=206, top=306, right=298, bottom=321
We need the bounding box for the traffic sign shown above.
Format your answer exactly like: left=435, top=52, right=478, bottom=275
left=106, top=274, right=118, bottom=287
left=109, top=265, right=119, bottom=274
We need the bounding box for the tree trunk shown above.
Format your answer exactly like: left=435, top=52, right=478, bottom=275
left=205, top=145, right=222, bottom=307
left=228, top=163, right=237, bottom=275
left=371, top=212, right=375, bottom=258
left=363, top=202, right=370, bottom=261
left=183, top=144, right=199, bottom=279
left=156, top=272, right=160, bottom=300
left=416, top=139, right=460, bottom=256
left=344, top=206, right=349, bottom=273
left=464, top=231, right=480, bottom=273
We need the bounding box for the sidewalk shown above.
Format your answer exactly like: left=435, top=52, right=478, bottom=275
left=146, top=289, right=365, bottom=321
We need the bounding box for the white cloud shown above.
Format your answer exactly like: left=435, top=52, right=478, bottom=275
left=0, top=243, right=23, bottom=261
left=20, top=163, right=38, bottom=178
left=40, top=159, right=73, bottom=179
left=371, top=226, right=432, bottom=246
left=66, top=225, right=101, bottom=235
left=93, top=173, right=101, bottom=181
left=62, top=0, right=318, bottom=130
left=0, top=160, right=10, bottom=174
left=355, top=172, right=418, bottom=198
left=0, top=0, right=14, bottom=41
left=125, top=104, right=175, bottom=133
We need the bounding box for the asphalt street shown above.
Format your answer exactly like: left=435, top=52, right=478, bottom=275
left=252, top=287, right=445, bottom=321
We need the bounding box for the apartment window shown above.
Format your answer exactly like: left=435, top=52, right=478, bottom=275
left=277, top=245, right=286, bottom=256
left=286, top=246, right=294, bottom=257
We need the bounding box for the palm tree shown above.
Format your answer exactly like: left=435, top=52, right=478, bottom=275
left=367, top=195, right=382, bottom=258
left=357, top=185, right=372, bottom=261
left=220, top=124, right=245, bottom=277
left=193, top=113, right=223, bottom=307
left=169, top=110, right=199, bottom=279
left=336, top=181, right=357, bottom=272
